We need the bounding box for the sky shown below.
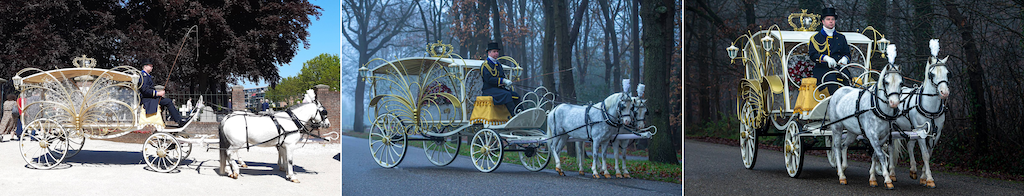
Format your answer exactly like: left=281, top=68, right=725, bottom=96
left=241, top=0, right=340, bottom=89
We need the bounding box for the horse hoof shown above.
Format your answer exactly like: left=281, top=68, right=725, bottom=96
left=839, top=179, right=847, bottom=185
left=230, top=174, right=238, bottom=179
left=890, top=175, right=897, bottom=182
left=555, top=168, right=564, bottom=176
left=910, top=171, right=918, bottom=179
left=579, top=171, right=585, bottom=175
left=885, top=183, right=894, bottom=190
left=291, top=179, right=300, bottom=183
left=869, top=180, right=878, bottom=187
left=926, top=180, right=935, bottom=188
left=603, top=174, right=611, bottom=178
left=920, top=178, right=927, bottom=185
left=615, top=174, right=623, bottom=178
left=592, top=174, right=600, bottom=179
left=240, top=164, right=248, bottom=168
left=623, top=173, right=631, bottom=178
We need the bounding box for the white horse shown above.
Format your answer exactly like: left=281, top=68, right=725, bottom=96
left=548, top=92, right=633, bottom=178
left=828, top=44, right=904, bottom=189
left=889, top=39, right=950, bottom=188
left=219, top=89, right=331, bottom=182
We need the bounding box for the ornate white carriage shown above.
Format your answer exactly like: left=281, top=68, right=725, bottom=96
left=729, top=10, right=892, bottom=177
left=359, top=41, right=554, bottom=172
left=13, top=55, right=204, bottom=172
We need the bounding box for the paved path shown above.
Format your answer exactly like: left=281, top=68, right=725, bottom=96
left=0, top=139, right=340, bottom=195
left=342, top=135, right=681, bottom=195
left=684, top=139, right=1024, bottom=195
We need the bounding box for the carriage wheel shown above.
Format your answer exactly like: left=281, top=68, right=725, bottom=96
left=471, top=129, right=503, bottom=173
left=174, top=133, right=194, bottom=159
left=739, top=102, right=759, bottom=169
left=143, top=133, right=184, bottom=172
left=19, top=119, right=70, bottom=169
left=64, top=130, right=86, bottom=159
left=519, top=142, right=551, bottom=172
left=423, top=126, right=461, bottom=167
left=369, top=114, right=407, bottom=168
left=785, top=123, right=805, bottom=178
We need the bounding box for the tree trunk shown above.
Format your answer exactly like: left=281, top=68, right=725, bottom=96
left=943, top=1, right=989, bottom=159
left=541, top=0, right=556, bottom=96
left=629, top=0, right=640, bottom=95
left=641, top=0, right=678, bottom=164
left=598, top=0, right=620, bottom=96
left=491, top=0, right=502, bottom=46
left=911, top=0, right=933, bottom=78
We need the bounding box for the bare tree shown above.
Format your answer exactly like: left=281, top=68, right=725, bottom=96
left=343, top=0, right=416, bottom=132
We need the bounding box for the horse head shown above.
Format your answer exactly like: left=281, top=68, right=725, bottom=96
left=880, top=44, right=903, bottom=108
left=301, top=88, right=330, bottom=129
left=604, top=92, right=634, bottom=126
left=928, top=39, right=951, bottom=99
left=630, top=97, right=648, bottom=129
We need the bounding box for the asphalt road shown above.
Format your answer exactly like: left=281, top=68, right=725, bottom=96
left=0, top=138, right=340, bottom=195
left=341, top=135, right=681, bottom=195
left=684, top=139, right=1024, bottom=195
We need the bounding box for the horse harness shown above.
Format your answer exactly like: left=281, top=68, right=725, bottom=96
left=233, top=101, right=331, bottom=151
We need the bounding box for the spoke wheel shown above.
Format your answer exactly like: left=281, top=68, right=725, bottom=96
left=739, top=102, right=759, bottom=169
left=64, top=130, right=86, bottom=158
left=423, top=126, right=461, bottom=166
left=785, top=123, right=805, bottom=178
left=143, top=133, right=184, bottom=172
left=519, top=142, right=551, bottom=172
left=471, top=129, right=503, bottom=173
left=174, top=133, right=194, bottom=159
left=19, top=119, right=69, bottom=169
left=369, top=114, right=407, bottom=168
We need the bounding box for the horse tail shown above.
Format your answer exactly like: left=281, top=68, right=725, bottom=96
left=218, top=121, right=229, bottom=174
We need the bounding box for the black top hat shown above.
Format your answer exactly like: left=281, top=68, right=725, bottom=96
left=140, top=58, right=153, bottom=66
left=486, top=42, right=502, bottom=52
left=822, top=7, right=837, bottom=18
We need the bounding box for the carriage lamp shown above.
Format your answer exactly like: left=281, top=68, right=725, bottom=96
left=359, top=66, right=369, bottom=79
left=11, top=76, right=21, bottom=90
left=761, top=36, right=775, bottom=51
left=726, top=45, right=739, bottom=59
left=876, top=37, right=890, bottom=52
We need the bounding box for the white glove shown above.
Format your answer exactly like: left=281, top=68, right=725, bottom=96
left=822, top=55, right=837, bottom=68
left=502, top=79, right=513, bottom=87
left=838, top=56, right=849, bottom=65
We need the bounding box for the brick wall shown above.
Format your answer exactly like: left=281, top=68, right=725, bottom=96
left=231, top=85, right=244, bottom=111
left=315, top=84, right=340, bottom=143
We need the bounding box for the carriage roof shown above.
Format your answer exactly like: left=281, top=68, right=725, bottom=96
left=19, top=67, right=137, bottom=83
left=367, top=57, right=512, bottom=75
left=767, top=30, right=874, bottom=44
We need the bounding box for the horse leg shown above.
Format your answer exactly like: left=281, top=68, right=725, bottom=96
left=920, top=139, right=935, bottom=188
left=550, top=138, right=565, bottom=176
left=590, top=140, right=601, bottom=179
left=870, top=155, right=879, bottom=187
left=869, top=135, right=894, bottom=189
left=610, top=140, right=618, bottom=178
left=285, top=144, right=299, bottom=183
left=576, top=141, right=585, bottom=176
left=226, top=149, right=240, bottom=179
left=833, top=129, right=848, bottom=185
left=599, top=140, right=611, bottom=178
left=908, top=139, right=919, bottom=180
left=888, top=139, right=897, bottom=183
left=277, top=146, right=286, bottom=171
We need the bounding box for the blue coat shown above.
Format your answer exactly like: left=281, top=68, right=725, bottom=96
left=139, top=70, right=160, bottom=114
left=481, top=58, right=518, bottom=105
left=808, top=28, right=852, bottom=93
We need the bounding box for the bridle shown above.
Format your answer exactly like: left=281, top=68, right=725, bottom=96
left=926, top=62, right=948, bottom=88
left=309, top=100, right=330, bottom=129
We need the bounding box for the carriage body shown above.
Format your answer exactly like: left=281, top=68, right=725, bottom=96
left=361, top=41, right=553, bottom=172
left=12, top=55, right=200, bottom=172
left=731, top=20, right=892, bottom=177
